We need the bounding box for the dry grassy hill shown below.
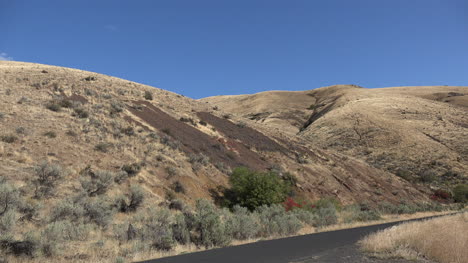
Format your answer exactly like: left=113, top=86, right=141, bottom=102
left=0, top=61, right=432, bottom=206
left=1, top=61, right=464, bottom=262
left=201, top=84, right=468, bottom=189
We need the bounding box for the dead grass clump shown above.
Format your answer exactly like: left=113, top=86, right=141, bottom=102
left=359, top=212, right=468, bottom=263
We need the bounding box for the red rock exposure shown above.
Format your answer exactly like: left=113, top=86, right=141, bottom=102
left=197, top=112, right=289, bottom=153
left=128, top=101, right=269, bottom=171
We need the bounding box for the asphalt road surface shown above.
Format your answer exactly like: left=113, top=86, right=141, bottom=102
left=139, top=215, right=449, bottom=263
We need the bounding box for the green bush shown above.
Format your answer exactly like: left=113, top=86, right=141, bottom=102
left=226, top=167, right=290, bottom=211
left=453, top=184, right=468, bottom=203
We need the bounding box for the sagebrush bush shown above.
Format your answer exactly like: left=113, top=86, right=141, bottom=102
left=80, top=170, right=114, bottom=196
left=190, top=199, right=231, bottom=248
left=227, top=205, right=260, bottom=240
left=0, top=181, right=19, bottom=216
left=256, top=204, right=302, bottom=237
left=121, top=163, right=141, bottom=177
left=33, top=161, right=64, bottom=198
left=81, top=197, right=114, bottom=228
left=116, top=185, right=145, bottom=213
left=172, top=213, right=190, bottom=245
left=42, top=220, right=92, bottom=241
left=314, top=206, right=338, bottom=227
left=292, top=208, right=316, bottom=226
left=136, top=208, right=175, bottom=251
left=342, top=205, right=381, bottom=223
left=50, top=199, right=85, bottom=222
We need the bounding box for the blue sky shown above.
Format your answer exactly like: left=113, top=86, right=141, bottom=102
left=1, top=0, right=467, bottom=98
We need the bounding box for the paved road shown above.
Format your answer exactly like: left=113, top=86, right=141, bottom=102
left=138, top=215, right=449, bottom=263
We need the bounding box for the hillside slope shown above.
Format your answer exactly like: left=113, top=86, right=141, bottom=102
left=201, top=85, right=468, bottom=188
left=0, top=61, right=430, bottom=207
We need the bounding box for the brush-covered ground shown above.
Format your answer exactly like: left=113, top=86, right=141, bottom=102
left=0, top=61, right=467, bottom=262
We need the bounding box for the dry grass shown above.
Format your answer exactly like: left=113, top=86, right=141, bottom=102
left=359, top=212, right=468, bottom=263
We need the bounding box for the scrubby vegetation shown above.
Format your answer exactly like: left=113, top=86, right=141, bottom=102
left=0, top=162, right=463, bottom=262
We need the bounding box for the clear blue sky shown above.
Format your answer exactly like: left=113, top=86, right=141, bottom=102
left=1, top=0, right=467, bottom=98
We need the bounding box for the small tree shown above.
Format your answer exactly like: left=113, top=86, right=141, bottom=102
left=226, top=167, right=290, bottom=211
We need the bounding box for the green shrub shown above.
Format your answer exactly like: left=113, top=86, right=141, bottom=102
left=453, top=184, right=468, bottom=203
left=226, top=167, right=290, bottom=211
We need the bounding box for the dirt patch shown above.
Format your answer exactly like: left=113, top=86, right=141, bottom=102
left=128, top=101, right=269, bottom=171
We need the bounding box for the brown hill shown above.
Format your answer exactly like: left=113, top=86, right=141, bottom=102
left=201, top=84, right=468, bottom=188
left=0, top=61, right=432, bottom=208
